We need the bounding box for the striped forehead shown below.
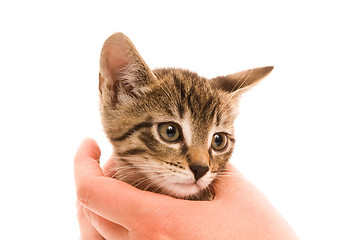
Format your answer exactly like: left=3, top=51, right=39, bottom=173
left=169, top=72, right=223, bottom=123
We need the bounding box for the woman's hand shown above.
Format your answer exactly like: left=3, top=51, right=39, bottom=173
left=74, top=138, right=298, bottom=240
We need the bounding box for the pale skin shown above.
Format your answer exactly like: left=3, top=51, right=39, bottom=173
left=75, top=138, right=298, bottom=240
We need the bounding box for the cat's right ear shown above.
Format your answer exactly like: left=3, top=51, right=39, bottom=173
left=210, top=66, right=274, bottom=93
left=99, top=33, right=157, bottom=103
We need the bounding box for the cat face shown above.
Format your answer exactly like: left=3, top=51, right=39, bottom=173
left=99, top=33, right=273, bottom=200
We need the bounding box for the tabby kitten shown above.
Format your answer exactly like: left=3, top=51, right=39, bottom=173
left=99, top=33, right=273, bottom=200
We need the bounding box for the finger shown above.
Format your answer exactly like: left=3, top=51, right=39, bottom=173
left=74, top=139, right=180, bottom=230
left=77, top=201, right=105, bottom=240
left=83, top=205, right=129, bottom=240
left=78, top=173, right=178, bottom=229
left=75, top=138, right=101, bottom=162
left=74, top=138, right=108, bottom=220
left=74, top=138, right=104, bottom=189
left=74, top=138, right=103, bottom=181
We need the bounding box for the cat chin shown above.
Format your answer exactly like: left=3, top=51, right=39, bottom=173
left=160, top=181, right=210, bottom=199
left=169, top=183, right=203, bottom=197
left=152, top=172, right=215, bottom=199
left=161, top=182, right=214, bottom=200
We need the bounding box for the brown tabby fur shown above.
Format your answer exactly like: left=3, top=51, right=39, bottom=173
left=99, top=33, right=273, bottom=200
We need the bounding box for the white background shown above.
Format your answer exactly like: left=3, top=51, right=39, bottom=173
left=1, top=1, right=360, bottom=239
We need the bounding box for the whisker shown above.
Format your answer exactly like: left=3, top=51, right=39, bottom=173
left=211, top=181, right=227, bottom=195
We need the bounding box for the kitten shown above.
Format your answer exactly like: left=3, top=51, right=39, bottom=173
left=99, top=33, right=273, bottom=200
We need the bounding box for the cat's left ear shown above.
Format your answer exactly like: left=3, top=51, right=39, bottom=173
left=210, top=66, right=274, bottom=93
left=99, top=32, right=158, bottom=103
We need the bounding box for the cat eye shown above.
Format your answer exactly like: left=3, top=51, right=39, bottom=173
left=211, top=133, right=228, bottom=151
left=158, top=122, right=182, bottom=142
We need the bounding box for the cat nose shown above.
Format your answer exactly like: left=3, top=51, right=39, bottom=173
left=190, top=164, right=209, bottom=181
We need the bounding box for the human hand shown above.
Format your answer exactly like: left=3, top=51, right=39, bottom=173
left=75, top=138, right=298, bottom=240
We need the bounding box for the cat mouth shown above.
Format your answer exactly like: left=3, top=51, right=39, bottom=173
left=173, top=176, right=212, bottom=190
left=174, top=182, right=199, bottom=187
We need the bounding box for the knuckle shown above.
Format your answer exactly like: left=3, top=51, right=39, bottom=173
left=76, top=181, right=90, bottom=206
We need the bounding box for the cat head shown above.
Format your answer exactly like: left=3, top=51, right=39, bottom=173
left=99, top=33, right=273, bottom=200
